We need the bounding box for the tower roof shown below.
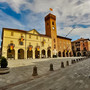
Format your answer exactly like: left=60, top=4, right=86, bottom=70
left=45, top=13, right=56, bottom=21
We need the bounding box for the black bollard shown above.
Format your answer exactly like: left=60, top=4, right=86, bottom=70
left=76, top=59, right=78, bottom=62
left=32, top=66, right=38, bottom=76
left=61, top=62, right=64, bottom=68
left=74, top=60, right=76, bottom=63
left=79, top=59, right=80, bottom=61
left=50, top=64, right=54, bottom=71
left=66, top=61, right=69, bottom=66
left=71, top=60, right=74, bottom=64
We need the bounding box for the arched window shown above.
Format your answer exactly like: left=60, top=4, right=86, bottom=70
left=54, top=44, right=56, bottom=48
left=54, top=39, right=55, bottom=43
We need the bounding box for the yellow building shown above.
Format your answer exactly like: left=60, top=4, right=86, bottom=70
left=1, top=28, right=52, bottom=59
left=1, top=13, right=72, bottom=59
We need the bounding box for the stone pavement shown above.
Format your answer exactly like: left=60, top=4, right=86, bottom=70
left=0, top=57, right=86, bottom=90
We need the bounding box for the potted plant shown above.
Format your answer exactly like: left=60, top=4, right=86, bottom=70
left=0, top=57, right=10, bottom=74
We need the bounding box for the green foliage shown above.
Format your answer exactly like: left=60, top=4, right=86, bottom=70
left=1, top=57, right=8, bottom=68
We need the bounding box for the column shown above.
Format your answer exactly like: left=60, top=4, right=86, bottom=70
left=61, top=52, right=63, bottom=57
left=81, top=51, right=83, bottom=56
left=2, top=48, right=7, bottom=59
left=33, top=49, right=35, bottom=59
left=46, top=49, right=47, bottom=58
left=40, top=50, right=41, bottom=58
left=51, top=49, right=53, bottom=58
left=65, top=52, right=66, bottom=57
left=68, top=52, right=69, bottom=57
left=15, top=49, right=18, bottom=60
left=25, top=49, right=27, bottom=59
left=76, top=52, right=78, bottom=56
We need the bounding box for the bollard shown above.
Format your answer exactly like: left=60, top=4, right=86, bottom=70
left=79, top=59, right=80, bottom=61
left=66, top=61, right=69, bottom=66
left=61, top=62, right=64, bottom=68
left=32, top=66, right=38, bottom=76
left=49, top=64, right=54, bottom=71
left=76, top=59, right=79, bottom=62
left=71, top=60, right=74, bottom=64
left=73, top=60, right=76, bottom=63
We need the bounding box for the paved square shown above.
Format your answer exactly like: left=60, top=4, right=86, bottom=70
left=0, top=57, right=88, bottom=90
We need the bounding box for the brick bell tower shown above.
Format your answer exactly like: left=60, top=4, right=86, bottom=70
left=45, top=13, right=58, bottom=55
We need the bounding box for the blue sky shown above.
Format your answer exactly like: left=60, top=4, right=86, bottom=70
left=0, top=0, right=90, bottom=47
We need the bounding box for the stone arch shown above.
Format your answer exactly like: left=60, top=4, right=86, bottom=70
left=66, top=51, right=68, bottom=57
left=35, top=49, right=40, bottom=58
left=58, top=51, right=61, bottom=57
left=47, top=49, right=51, bottom=58
left=63, top=51, right=65, bottom=57
left=69, top=52, right=72, bottom=57
left=41, top=49, right=46, bottom=58
left=83, top=52, right=87, bottom=56
left=18, top=49, right=24, bottom=59
left=7, top=49, right=15, bottom=59
left=27, top=50, right=33, bottom=59
left=77, top=52, right=81, bottom=56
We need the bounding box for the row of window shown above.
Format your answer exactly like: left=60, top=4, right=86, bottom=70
left=60, top=41, right=71, bottom=44
left=47, top=21, right=54, bottom=25
left=10, top=40, right=48, bottom=47
left=11, top=32, right=50, bottom=41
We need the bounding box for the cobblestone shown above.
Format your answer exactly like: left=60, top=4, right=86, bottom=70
left=0, top=57, right=85, bottom=90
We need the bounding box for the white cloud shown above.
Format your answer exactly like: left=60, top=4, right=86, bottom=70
left=57, top=27, right=90, bottom=40
left=0, top=0, right=90, bottom=40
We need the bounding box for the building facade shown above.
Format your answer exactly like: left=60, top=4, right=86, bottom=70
left=45, top=13, right=72, bottom=57
left=1, top=28, right=52, bottom=59
left=57, top=36, right=72, bottom=57
left=1, top=13, right=72, bottom=59
left=72, top=38, right=90, bottom=56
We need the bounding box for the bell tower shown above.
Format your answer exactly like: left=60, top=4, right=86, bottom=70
left=45, top=13, right=58, bottom=53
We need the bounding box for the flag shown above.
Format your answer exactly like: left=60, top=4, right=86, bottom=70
left=69, top=50, right=70, bottom=53
left=10, top=46, right=14, bottom=50
left=29, top=47, right=32, bottom=51
left=21, top=38, right=24, bottom=42
left=65, top=50, right=67, bottom=53
left=37, top=48, right=40, bottom=51
left=49, top=8, right=53, bottom=11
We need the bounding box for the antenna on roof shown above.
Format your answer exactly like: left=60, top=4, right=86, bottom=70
left=65, top=26, right=76, bottom=37
left=65, top=27, right=75, bottom=37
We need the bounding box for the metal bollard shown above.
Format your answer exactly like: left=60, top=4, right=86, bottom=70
left=50, top=64, right=54, bottom=71
left=32, top=66, right=38, bottom=76
left=61, top=62, right=64, bottom=68
left=79, top=59, right=80, bottom=61
left=66, top=61, right=69, bottom=66
left=71, top=60, right=74, bottom=64
left=76, top=59, right=78, bottom=62
left=73, top=60, right=76, bottom=63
